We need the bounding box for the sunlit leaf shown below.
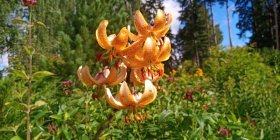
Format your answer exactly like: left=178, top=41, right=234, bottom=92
left=10, top=136, right=23, bottom=140
left=33, top=71, right=55, bottom=80
left=11, top=70, right=28, bottom=80
left=12, top=18, right=28, bottom=25
left=34, top=21, right=47, bottom=28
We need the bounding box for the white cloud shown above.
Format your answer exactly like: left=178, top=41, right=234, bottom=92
left=163, top=0, right=180, bottom=34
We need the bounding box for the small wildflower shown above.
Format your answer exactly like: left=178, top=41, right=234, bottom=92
left=195, top=68, right=203, bottom=77
left=63, top=89, right=72, bottom=95
left=167, top=76, right=174, bottom=82
left=62, top=80, right=72, bottom=87
left=218, top=128, right=231, bottom=136
left=203, top=104, right=209, bottom=111
left=22, top=0, right=37, bottom=7
left=171, top=69, right=176, bottom=76
left=250, top=120, right=256, bottom=127
left=185, top=89, right=193, bottom=101
left=48, top=122, right=57, bottom=134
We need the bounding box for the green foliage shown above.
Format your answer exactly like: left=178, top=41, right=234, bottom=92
left=203, top=47, right=280, bottom=138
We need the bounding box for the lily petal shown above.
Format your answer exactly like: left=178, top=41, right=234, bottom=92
left=104, top=87, right=125, bottom=110
left=119, top=81, right=137, bottom=106
left=157, top=37, right=171, bottom=62
left=111, top=27, right=129, bottom=51
left=104, top=67, right=118, bottom=84
left=134, top=10, right=151, bottom=35
left=78, top=66, right=95, bottom=87
left=118, top=38, right=145, bottom=56
left=96, top=20, right=112, bottom=50
left=110, top=64, right=127, bottom=85
left=154, top=13, right=172, bottom=38
left=153, top=9, right=166, bottom=32
left=137, top=80, right=157, bottom=107
left=143, top=37, right=159, bottom=63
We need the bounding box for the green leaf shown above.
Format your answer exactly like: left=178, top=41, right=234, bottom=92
left=11, top=70, right=28, bottom=80
left=34, top=21, right=47, bottom=29
left=12, top=18, right=28, bottom=25
left=63, top=125, right=72, bottom=140
left=32, top=100, right=47, bottom=110
left=50, top=114, right=63, bottom=121
left=33, top=71, right=55, bottom=80
left=81, top=134, right=90, bottom=140
left=10, top=136, right=23, bottom=140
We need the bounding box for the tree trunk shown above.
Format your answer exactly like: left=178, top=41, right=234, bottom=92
left=204, top=2, right=211, bottom=48
left=226, top=0, right=233, bottom=48
left=209, top=2, right=217, bottom=46
left=273, top=0, right=279, bottom=50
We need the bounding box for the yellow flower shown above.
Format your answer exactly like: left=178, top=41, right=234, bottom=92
left=195, top=68, right=203, bottom=77
left=77, top=64, right=127, bottom=87
left=104, top=80, right=157, bottom=110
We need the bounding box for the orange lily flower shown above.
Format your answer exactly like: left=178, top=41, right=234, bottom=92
left=77, top=64, right=127, bottom=87
left=130, top=9, right=172, bottom=41
left=121, top=36, right=172, bottom=68
left=130, top=63, right=164, bottom=85
left=104, top=80, right=157, bottom=110
left=96, top=20, right=146, bottom=58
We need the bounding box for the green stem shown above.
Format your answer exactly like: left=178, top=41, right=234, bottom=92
left=26, top=7, right=33, bottom=140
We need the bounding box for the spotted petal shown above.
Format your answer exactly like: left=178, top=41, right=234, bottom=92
left=154, top=13, right=172, bottom=38
left=104, top=87, right=125, bottom=110
left=157, top=37, right=171, bottom=62
left=143, top=37, right=159, bottom=63
left=119, top=81, right=137, bottom=107
left=137, top=80, right=157, bottom=107
left=153, top=9, right=166, bottom=31
left=134, top=10, right=151, bottom=35
left=111, top=27, right=129, bottom=51
left=96, top=20, right=112, bottom=50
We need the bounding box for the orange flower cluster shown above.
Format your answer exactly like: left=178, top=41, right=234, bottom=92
left=77, top=9, right=172, bottom=111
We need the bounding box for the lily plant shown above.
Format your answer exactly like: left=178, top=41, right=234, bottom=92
left=77, top=9, right=172, bottom=121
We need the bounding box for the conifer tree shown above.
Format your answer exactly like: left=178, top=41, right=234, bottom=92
left=177, top=0, right=222, bottom=66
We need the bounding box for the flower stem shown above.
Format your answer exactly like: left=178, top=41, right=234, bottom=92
left=26, top=7, right=33, bottom=140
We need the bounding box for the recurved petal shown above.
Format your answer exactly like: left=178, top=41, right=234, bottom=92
left=110, top=64, right=127, bottom=85
left=121, top=54, right=147, bottom=69
left=104, top=67, right=118, bottom=84
left=118, top=38, right=145, bottom=56
left=77, top=66, right=83, bottom=81
left=79, top=66, right=95, bottom=87
left=154, top=13, right=172, bottom=38
left=119, top=81, right=137, bottom=106
left=111, top=27, right=129, bottom=51
left=143, top=37, right=159, bottom=62
left=134, top=10, right=151, bottom=35
left=128, top=31, right=141, bottom=42
left=137, top=80, right=157, bottom=107
left=153, top=9, right=166, bottom=31
left=104, top=87, right=125, bottom=110
left=96, top=20, right=112, bottom=50
left=157, top=37, right=171, bottom=62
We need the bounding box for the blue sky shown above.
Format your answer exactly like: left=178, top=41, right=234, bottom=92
left=163, top=0, right=250, bottom=47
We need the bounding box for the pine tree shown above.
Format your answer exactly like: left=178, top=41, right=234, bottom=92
left=234, top=0, right=277, bottom=48
left=176, top=0, right=222, bottom=66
